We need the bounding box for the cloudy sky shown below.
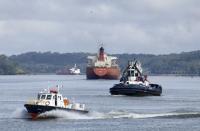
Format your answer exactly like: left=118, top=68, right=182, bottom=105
left=0, top=0, right=200, bottom=55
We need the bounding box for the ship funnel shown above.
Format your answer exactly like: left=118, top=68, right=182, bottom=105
left=98, top=47, right=105, bottom=61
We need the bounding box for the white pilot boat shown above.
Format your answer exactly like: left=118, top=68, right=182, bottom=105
left=24, top=85, right=88, bottom=119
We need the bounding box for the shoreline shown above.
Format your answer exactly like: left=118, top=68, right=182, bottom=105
left=0, top=73, right=199, bottom=77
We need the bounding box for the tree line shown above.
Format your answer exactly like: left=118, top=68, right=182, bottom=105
left=6, top=50, right=200, bottom=76
left=0, top=55, right=25, bottom=75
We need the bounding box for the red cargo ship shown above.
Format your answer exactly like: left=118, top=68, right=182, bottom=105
left=86, top=47, right=120, bottom=79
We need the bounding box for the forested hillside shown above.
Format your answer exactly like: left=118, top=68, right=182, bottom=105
left=0, top=55, right=25, bottom=75
left=9, top=50, right=200, bottom=75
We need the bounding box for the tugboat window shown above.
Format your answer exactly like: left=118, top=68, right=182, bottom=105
left=46, top=95, right=52, bottom=100
left=41, top=95, right=46, bottom=99
left=37, top=94, right=41, bottom=100
left=128, top=71, right=131, bottom=76
left=58, top=96, right=61, bottom=100
left=131, top=71, right=135, bottom=76
left=135, top=73, right=138, bottom=77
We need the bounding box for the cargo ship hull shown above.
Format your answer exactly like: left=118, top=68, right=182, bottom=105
left=86, top=67, right=120, bottom=79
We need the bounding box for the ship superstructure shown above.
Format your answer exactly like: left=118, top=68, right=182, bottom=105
left=69, top=64, right=81, bottom=75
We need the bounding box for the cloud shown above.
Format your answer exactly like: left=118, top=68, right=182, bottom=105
left=0, top=0, right=199, bottom=55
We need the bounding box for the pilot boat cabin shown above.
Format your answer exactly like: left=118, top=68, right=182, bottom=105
left=37, top=89, right=66, bottom=107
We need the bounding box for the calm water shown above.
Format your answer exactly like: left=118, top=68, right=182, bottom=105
left=0, top=75, right=200, bottom=131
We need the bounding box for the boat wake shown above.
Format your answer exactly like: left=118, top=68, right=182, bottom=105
left=105, top=110, right=200, bottom=119
left=38, top=110, right=92, bottom=119
left=11, top=108, right=200, bottom=120
left=11, top=108, right=31, bottom=119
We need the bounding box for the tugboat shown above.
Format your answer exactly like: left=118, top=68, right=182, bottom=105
left=86, top=46, right=120, bottom=79
left=110, top=60, right=162, bottom=96
left=24, top=85, right=88, bottom=119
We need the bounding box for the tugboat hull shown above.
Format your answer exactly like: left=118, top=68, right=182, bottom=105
left=110, top=83, right=162, bottom=96
left=24, top=104, right=89, bottom=115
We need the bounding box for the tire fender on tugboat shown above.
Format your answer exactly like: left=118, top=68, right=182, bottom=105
left=45, top=101, right=50, bottom=106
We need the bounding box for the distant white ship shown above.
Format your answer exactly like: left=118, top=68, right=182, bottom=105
left=69, top=64, right=81, bottom=75
left=56, top=64, right=81, bottom=75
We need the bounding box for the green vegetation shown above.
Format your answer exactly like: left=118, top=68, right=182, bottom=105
left=115, top=51, right=200, bottom=76
left=0, top=55, right=25, bottom=75
left=9, top=50, right=200, bottom=76
left=10, top=52, right=88, bottom=74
